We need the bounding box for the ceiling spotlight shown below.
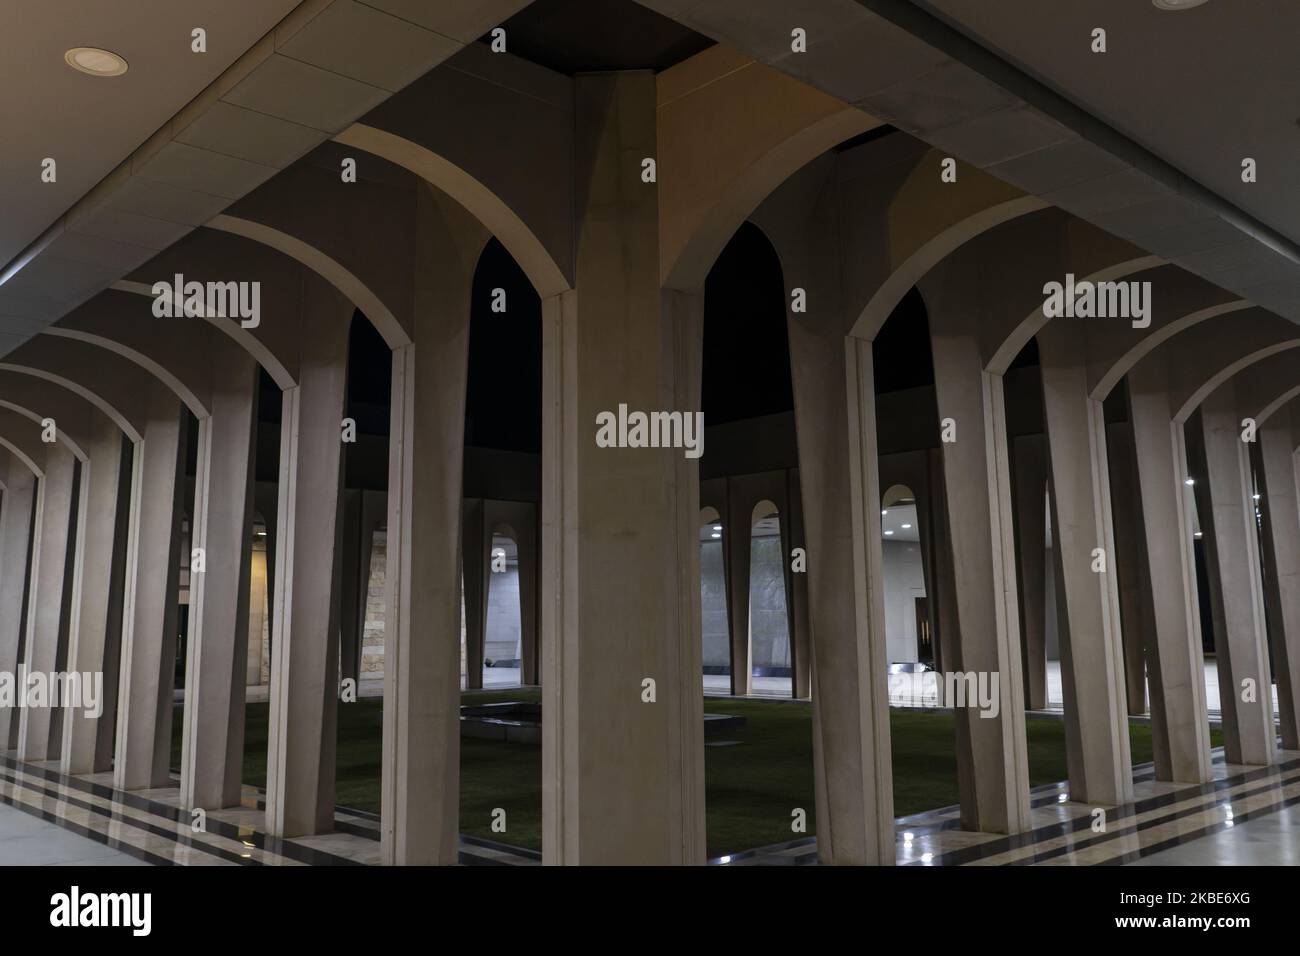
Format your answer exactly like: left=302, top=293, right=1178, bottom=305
left=901, top=523, right=912, bottom=530
left=710, top=532, right=720, bottom=539
left=884, top=530, right=894, bottom=536
left=1194, top=531, right=1203, bottom=539
left=1153, top=0, right=1209, bottom=9
left=1184, top=478, right=1195, bottom=486
left=65, top=47, right=129, bottom=76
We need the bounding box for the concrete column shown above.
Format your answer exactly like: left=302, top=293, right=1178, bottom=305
left=264, top=285, right=351, bottom=838
left=1125, top=364, right=1213, bottom=782
left=926, top=280, right=1031, bottom=835
left=769, top=224, right=894, bottom=859
left=1107, top=419, right=1153, bottom=716
left=356, top=491, right=384, bottom=682
left=910, top=470, right=939, bottom=668
left=61, top=417, right=129, bottom=774
left=724, top=482, right=753, bottom=696
left=1255, top=419, right=1300, bottom=750
left=94, top=464, right=132, bottom=773
left=338, top=489, right=363, bottom=686
left=114, top=386, right=188, bottom=790
left=246, top=542, right=269, bottom=687
left=0, top=461, right=37, bottom=751
left=1038, top=324, right=1133, bottom=806
left=254, top=482, right=279, bottom=627
left=461, top=498, right=487, bottom=690
left=380, top=185, right=482, bottom=865
left=180, top=355, right=259, bottom=810
left=1011, top=434, right=1048, bottom=711
left=540, top=72, right=705, bottom=864
left=1186, top=387, right=1276, bottom=766
left=18, top=443, right=80, bottom=762
left=927, top=449, right=960, bottom=679
left=517, top=508, right=540, bottom=686
left=785, top=469, right=812, bottom=698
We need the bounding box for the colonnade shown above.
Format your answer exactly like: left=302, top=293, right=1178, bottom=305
left=1, top=22, right=1298, bottom=869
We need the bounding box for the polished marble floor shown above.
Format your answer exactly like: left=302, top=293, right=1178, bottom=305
left=0, top=752, right=537, bottom=867
left=0, top=803, right=149, bottom=866
left=1131, top=803, right=1300, bottom=866
left=4, top=741, right=1296, bottom=866
left=717, top=748, right=1300, bottom=865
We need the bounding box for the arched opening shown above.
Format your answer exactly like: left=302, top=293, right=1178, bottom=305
left=880, top=483, right=930, bottom=682
left=456, top=237, right=545, bottom=853
left=697, top=221, right=814, bottom=858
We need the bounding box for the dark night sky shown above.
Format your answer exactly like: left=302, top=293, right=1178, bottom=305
left=702, top=222, right=795, bottom=425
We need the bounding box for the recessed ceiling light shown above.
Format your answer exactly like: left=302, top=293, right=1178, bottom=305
left=1152, top=0, right=1209, bottom=9
left=901, top=523, right=912, bottom=529
left=65, top=47, right=128, bottom=77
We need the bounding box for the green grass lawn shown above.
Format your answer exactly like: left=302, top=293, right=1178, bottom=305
left=174, top=694, right=1222, bottom=859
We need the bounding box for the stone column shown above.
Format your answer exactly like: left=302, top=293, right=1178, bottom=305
left=925, top=265, right=1031, bottom=835
left=180, top=354, right=259, bottom=810
left=114, top=385, right=188, bottom=790
left=1107, top=419, right=1153, bottom=716
left=927, top=449, right=960, bottom=680
left=1037, top=323, right=1133, bottom=806
left=246, top=542, right=269, bottom=686
left=461, top=498, right=487, bottom=690
left=1011, top=433, right=1048, bottom=711
left=0, top=460, right=37, bottom=751
left=19, top=443, right=80, bottom=762
left=754, top=184, right=895, bottom=863
left=94, top=457, right=132, bottom=773
left=338, top=489, right=363, bottom=686
left=357, top=490, right=384, bottom=682
left=724, top=481, right=753, bottom=696
left=1125, top=364, right=1213, bottom=782
left=910, top=468, right=939, bottom=669
left=61, top=416, right=129, bottom=774
left=540, top=72, right=705, bottom=864
left=264, top=285, right=351, bottom=838
left=380, top=185, right=483, bottom=865
left=507, top=503, right=541, bottom=687
left=1255, top=418, right=1300, bottom=750
left=1185, top=386, right=1275, bottom=767
left=785, top=469, right=812, bottom=699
